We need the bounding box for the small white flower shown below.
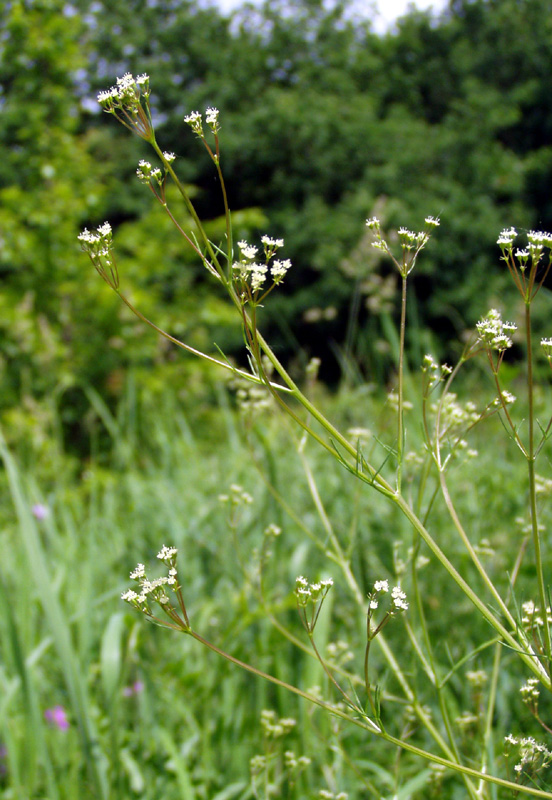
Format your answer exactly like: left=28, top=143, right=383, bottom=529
left=130, top=563, right=146, bottom=580
left=205, top=106, right=220, bottom=129
left=97, top=222, right=111, bottom=237
left=250, top=263, right=268, bottom=291
left=497, top=227, right=517, bottom=247
left=373, top=579, right=389, bottom=593
left=163, top=151, right=176, bottom=162
left=97, top=87, right=118, bottom=104
left=157, top=545, right=177, bottom=562
left=261, top=235, right=284, bottom=248
left=237, top=240, right=258, bottom=260
left=476, top=308, right=516, bottom=351
left=184, top=110, right=203, bottom=136
left=391, top=585, right=409, bottom=611
left=271, top=258, right=292, bottom=282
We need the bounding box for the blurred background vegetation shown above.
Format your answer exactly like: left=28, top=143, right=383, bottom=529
left=3, top=0, right=552, bottom=464
left=3, top=0, right=552, bottom=796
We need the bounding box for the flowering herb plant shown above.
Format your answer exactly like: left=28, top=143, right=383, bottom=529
left=81, top=73, right=552, bottom=798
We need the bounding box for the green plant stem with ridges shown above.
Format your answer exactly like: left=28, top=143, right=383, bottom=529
left=525, top=300, right=552, bottom=676
left=396, top=273, right=408, bottom=493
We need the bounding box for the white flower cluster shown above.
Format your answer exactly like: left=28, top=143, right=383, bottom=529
left=79, top=222, right=119, bottom=289
left=78, top=221, right=112, bottom=257
left=497, top=227, right=517, bottom=250
left=497, top=226, right=552, bottom=266
left=218, top=483, right=253, bottom=506
left=368, top=579, right=409, bottom=612
left=476, top=308, right=517, bottom=351
left=97, top=72, right=150, bottom=111
left=260, top=709, right=296, bottom=738
left=397, top=227, right=430, bottom=250
left=326, top=639, right=354, bottom=666
left=520, top=677, right=540, bottom=705
left=121, top=546, right=179, bottom=609
left=521, top=600, right=552, bottom=629
left=366, top=216, right=439, bottom=275
left=136, top=159, right=163, bottom=186
left=233, top=236, right=292, bottom=294
left=294, top=575, right=334, bottom=608
left=466, top=670, right=488, bottom=688
left=541, top=338, right=552, bottom=359
left=493, top=391, right=516, bottom=406
left=535, top=474, right=552, bottom=495
left=184, top=106, right=220, bottom=137
left=430, top=393, right=480, bottom=433
left=284, top=750, right=311, bottom=770
left=157, top=545, right=178, bottom=562
left=96, top=73, right=152, bottom=139
left=504, top=734, right=552, bottom=776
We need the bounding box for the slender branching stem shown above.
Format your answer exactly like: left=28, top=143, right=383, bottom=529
left=525, top=301, right=552, bottom=675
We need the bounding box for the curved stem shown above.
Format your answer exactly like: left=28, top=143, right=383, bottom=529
left=186, top=628, right=552, bottom=798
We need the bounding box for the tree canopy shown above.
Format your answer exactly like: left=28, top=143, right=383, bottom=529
left=2, top=0, right=552, bottom=453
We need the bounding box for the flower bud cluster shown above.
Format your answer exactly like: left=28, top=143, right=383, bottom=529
left=476, top=308, right=517, bottom=351
left=234, top=381, right=272, bottom=414
left=136, top=159, right=163, bottom=186
left=422, top=353, right=452, bottom=389
left=520, top=677, right=540, bottom=709
left=284, top=750, right=311, bottom=770
left=218, top=483, right=253, bottom=507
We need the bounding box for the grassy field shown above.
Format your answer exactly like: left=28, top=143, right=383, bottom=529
left=1, top=361, right=550, bottom=799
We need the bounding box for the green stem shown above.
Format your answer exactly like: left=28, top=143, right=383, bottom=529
left=249, top=326, right=549, bottom=684
left=153, top=143, right=222, bottom=275
left=525, top=302, right=552, bottom=675
left=396, top=273, right=408, bottom=492
left=186, top=628, right=552, bottom=798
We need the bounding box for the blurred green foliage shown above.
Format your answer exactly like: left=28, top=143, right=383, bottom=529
left=2, top=0, right=552, bottom=457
